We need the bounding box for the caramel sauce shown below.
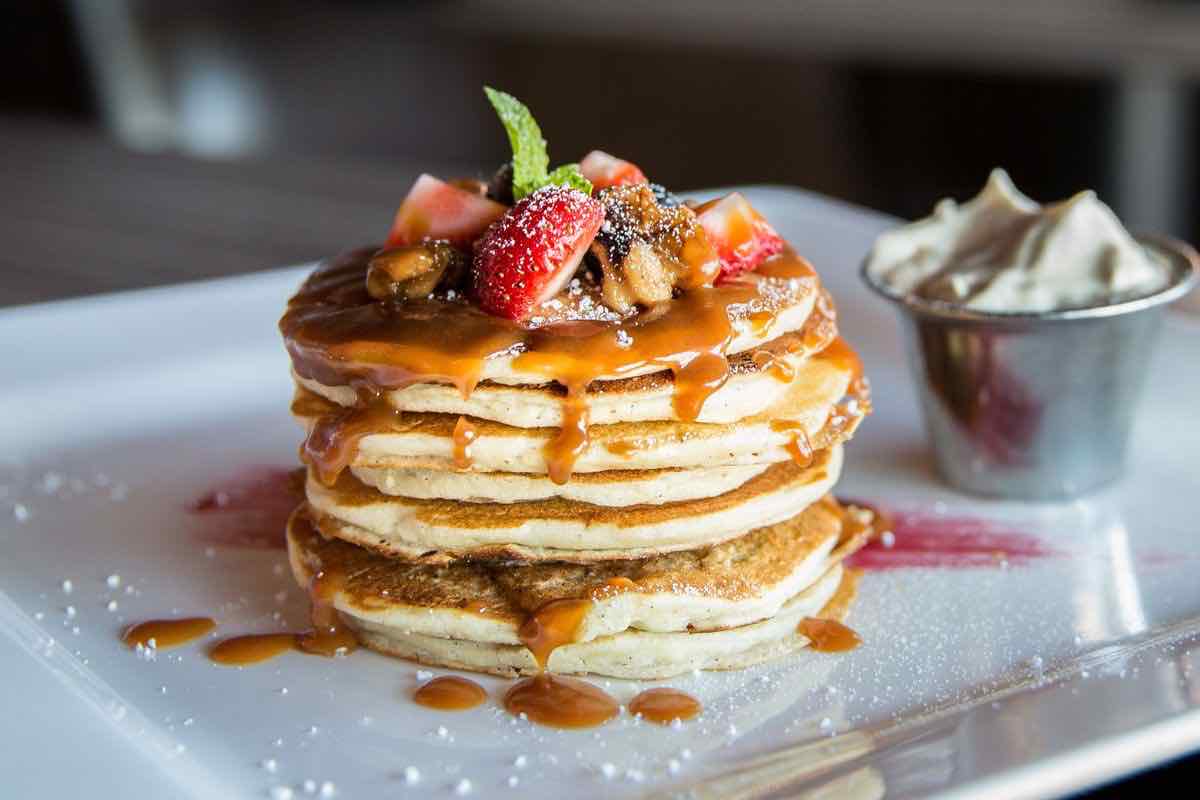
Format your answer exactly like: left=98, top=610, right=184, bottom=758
left=517, top=598, right=592, bottom=671
left=813, top=336, right=863, bottom=382
left=209, top=633, right=297, bottom=665
left=296, top=568, right=359, bottom=657
left=413, top=676, right=487, bottom=711
left=836, top=500, right=891, bottom=545
left=800, top=290, right=839, bottom=353
left=796, top=617, right=862, bottom=652
left=545, top=392, right=590, bottom=485
left=752, top=349, right=797, bottom=383
left=672, top=351, right=732, bottom=420
left=604, top=439, right=643, bottom=457
left=748, top=309, right=775, bottom=335
left=771, top=420, right=815, bottom=467
left=123, top=617, right=215, bottom=650
left=451, top=415, right=478, bottom=471
left=209, top=567, right=358, bottom=666
left=504, top=674, right=620, bottom=729
left=300, top=391, right=404, bottom=487
left=281, top=248, right=819, bottom=484
left=628, top=687, right=702, bottom=724
left=503, top=595, right=621, bottom=728
left=783, top=435, right=815, bottom=467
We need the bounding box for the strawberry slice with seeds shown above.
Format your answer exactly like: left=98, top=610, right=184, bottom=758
left=580, top=150, right=647, bottom=190
left=473, top=186, right=605, bottom=321
left=387, top=174, right=507, bottom=248
left=695, top=192, right=785, bottom=280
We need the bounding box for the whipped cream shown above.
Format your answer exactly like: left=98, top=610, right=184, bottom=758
left=865, top=169, right=1171, bottom=312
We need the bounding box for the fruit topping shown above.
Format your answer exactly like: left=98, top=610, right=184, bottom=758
left=449, top=177, right=489, bottom=196
left=367, top=241, right=467, bottom=302
left=386, top=174, right=507, bottom=248
left=694, top=193, right=785, bottom=280
left=472, top=186, right=605, bottom=322
left=485, top=87, right=591, bottom=200
left=580, top=150, right=647, bottom=190
left=588, top=184, right=720, bottom=312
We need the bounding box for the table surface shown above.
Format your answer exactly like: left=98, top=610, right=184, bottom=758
left=3, top=117, right=1199, bottom=799
left=0, top=117, right=471, bottom=308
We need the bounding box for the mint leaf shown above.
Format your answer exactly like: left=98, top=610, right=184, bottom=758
left=484, top=87, right=593, bottom=199
left=546, top=164, right=592, bottom=196
left=484, top=87, right=548, bottom=200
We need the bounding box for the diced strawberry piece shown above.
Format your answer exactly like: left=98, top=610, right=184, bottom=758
left=695, top=192, right=785, bottom=280
left=386, top=174, right=507, bottom=248
left=473, top=186, right=604, bottom=322
left=580, top=150, right=647, bottom=190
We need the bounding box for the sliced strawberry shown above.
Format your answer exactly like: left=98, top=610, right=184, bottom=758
left=473, top=186, right=604, bottom=321
left=695, top=192, right=785, bottom=280
left=386, top=174, right=507, bottom=248
left=580, top=150, right=647, bottom=190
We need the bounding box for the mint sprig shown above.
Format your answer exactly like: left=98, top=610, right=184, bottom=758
left=484, top=87, right=592, bottom=199
left=546, top=163, right=591, bottom=194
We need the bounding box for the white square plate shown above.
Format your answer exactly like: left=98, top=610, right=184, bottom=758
left=3, top=187, right=1200, bottom=799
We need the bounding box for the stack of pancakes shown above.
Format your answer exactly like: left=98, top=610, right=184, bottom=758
left=281, top=247, right=872, bottom=679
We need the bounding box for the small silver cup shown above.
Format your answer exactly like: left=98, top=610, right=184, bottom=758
left=861, top=237, right=1199, bottom=500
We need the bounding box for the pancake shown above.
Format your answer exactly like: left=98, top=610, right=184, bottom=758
left=350, top=462, right=770, bottom=506
left=286, top=500, right=869, bottom=679
left=305, top=446, right=843, bottom=562
left=353, top=569, right=855, bottom=679
left=291, top=352, right=864, bottom=476
left=294, top=344, right=806, bottom=429
left=294, top=316, right=836, bottom=429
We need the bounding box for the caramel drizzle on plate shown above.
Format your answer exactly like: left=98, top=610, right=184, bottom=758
left=206, top=567, right=358, bottom=666
left=628, top=687, right=702, bottom=724
left=413, top=676, right=487, bottom=711
left=796, top=617, right=862, bottom=652
left=123, top=617, right=215, bottom=650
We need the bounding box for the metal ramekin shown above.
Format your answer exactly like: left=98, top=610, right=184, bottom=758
left=861, top=236, right=1199, bottom=500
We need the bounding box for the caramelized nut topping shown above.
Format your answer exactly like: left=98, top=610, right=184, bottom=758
left=366, top=241, right=466, bottom=302
left=590, top=184, right=720, bottom=311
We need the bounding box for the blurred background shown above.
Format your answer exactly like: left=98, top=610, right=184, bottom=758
left=3, top=0, right=1199, bottom=306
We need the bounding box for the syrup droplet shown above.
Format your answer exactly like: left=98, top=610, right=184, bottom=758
left=296, top=569, right=359, bottom=657
left=796, top=617, right=861, bottom=652
left=413, top=676, right=487, bottom=711
left=123, top=618, right=215, bottom=650
left=517, top=598, right=591, bottom=671
left=209, top=633, right=297, bottom=665
left=627, top=688, right=702, bottom=724
left=503, top=674, right=619, bottom=729
left=451, top=416, right=478, bottom=471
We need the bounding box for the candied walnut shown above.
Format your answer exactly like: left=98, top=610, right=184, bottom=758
left=590, top=185, right=720, bottom=310
left=366, top=241, right=467, bottom=302
left=592, top=240, right=673, bottom=313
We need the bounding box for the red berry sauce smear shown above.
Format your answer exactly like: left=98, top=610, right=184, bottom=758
left=843, top=499, right=1059, bottom=571
left=189, top=466, right=304, bottom=549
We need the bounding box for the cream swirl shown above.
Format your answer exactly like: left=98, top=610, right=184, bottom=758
left=866, top=169, right=1170, bottom=312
